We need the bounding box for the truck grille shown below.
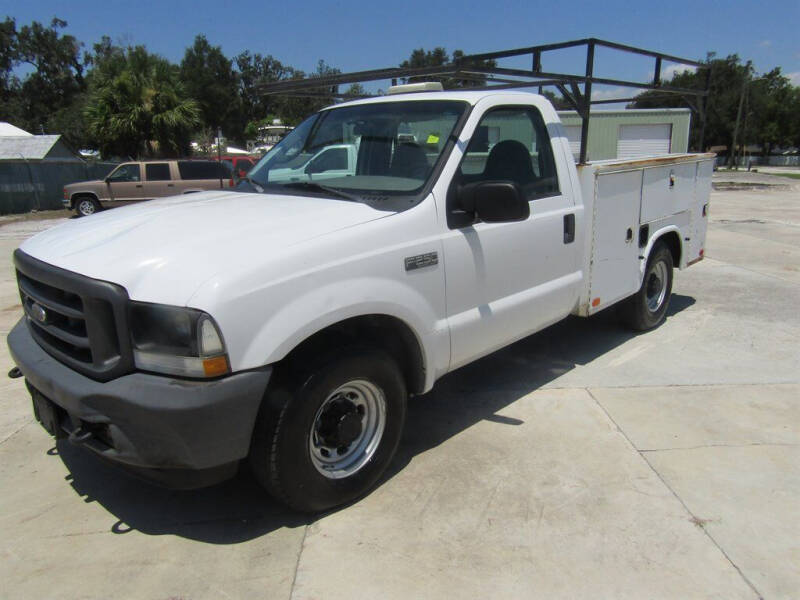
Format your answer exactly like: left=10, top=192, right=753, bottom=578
left=14, top=250, right=134, bottom=382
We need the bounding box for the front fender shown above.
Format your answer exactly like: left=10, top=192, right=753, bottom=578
left=237, top=276, right=447, bottom=392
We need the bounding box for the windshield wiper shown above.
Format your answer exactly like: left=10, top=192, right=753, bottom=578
left=281, top=181, right=361, bottom=202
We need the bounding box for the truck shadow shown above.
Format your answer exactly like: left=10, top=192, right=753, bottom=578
left=56, top=294, right=695, bottom=544
left=392, top=294, right=696, bottom=471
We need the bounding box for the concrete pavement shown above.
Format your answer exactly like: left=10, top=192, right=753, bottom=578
left=0, top=179, right=798, bottom=599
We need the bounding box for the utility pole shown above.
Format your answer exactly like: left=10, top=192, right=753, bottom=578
left=728, top=81, right=746, bottom=169
left=217, top=127, right=223, bottom=189
left=728, top=62, right=753, bottom=169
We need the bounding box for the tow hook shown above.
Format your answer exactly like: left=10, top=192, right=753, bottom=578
left=68, top=426, right=94, bottom=445
left=8, top=367, right=22, bottom=379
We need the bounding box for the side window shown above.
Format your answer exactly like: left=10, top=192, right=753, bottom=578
left=458, top=107, right=559, bottom=200
left=145, top=163, right=171, bottom=181
left=178, top=161, right=225, bottom=180
left=308, top=147, right=348, bottom=173
left=108, top=163, right=141, bottom=182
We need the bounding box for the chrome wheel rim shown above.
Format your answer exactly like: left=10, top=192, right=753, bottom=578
left=646, top=261, right=668, bottom=313
left=309, top=379, right=386, bottom=479
left=78, top=199, right=95, bottom=215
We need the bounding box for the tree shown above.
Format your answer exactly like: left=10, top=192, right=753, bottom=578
left=0, top=18, right=89, bottom=145
left=0, top=18, right=17, bottom=95
left=275, top=60, right=342, bottom=125
left=85, top=45, right=200, bottom=158
left=745, top=68, right=798, bottom=156
left=235, top=50, right=293, bottom=129
left=400, top=47, right=496, bottom=88
left=540, top=89, right=572, bottom=110
left=179, top=35, right=240, bottom=140
left=629, top=53, right=800, bottom=156
left=343, top=83, right=366, bottom=98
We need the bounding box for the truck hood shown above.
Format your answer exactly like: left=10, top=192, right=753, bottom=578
left=65, top=179, right=103, bottom=189
left=20, top=190, right=391, bottom=305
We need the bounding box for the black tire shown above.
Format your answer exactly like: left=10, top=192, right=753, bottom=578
left=250, top=349, right=407, bottom=513
left=622, top=242, right=674, bottom=331
left=75, top=196, right=100, bottom=217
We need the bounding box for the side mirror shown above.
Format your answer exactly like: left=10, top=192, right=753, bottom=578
left=104, top=176, right=111, bottom=183
left=457, top=181, right=529, bottom=223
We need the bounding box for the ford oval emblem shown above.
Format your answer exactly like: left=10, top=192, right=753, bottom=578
left=30, top=303, right=47, bottom=324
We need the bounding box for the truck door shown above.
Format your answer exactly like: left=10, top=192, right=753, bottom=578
left=142, top=162, right=174, bottom=199
left=306, top=146, right=353, bottom=181
left=443, top=105, right=582, bottom=369
left=105, top=163, right=143, bottom=202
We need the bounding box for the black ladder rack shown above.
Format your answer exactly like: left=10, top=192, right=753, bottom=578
left=256, top=38, right=710, bottom=165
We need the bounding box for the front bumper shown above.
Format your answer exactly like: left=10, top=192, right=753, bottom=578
left=8, top=318, right=272, bottom=488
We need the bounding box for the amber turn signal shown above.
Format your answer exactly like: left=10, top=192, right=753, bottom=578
left=202, top=355, right=230, bottom=378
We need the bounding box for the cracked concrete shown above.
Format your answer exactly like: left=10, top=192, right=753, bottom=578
left=0, top=177, right=798, bottom=598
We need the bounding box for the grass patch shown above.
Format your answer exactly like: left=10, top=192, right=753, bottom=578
left=770, top=172, right=800, bottom=180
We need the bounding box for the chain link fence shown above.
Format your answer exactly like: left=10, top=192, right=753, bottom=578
left=714, top=155, right=800, bottom=169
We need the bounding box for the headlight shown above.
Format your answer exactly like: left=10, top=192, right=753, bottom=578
left=129, top=302, right=230, bottom=378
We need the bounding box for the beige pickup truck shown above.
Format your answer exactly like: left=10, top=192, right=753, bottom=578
left=63, top=160, right=234, bottom=217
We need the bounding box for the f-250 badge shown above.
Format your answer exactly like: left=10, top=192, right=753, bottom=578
left=405, top=252, right=439, bottom=271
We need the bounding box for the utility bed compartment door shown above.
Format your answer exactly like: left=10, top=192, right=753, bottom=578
left=686, top=160, right=713, bottom=263
left=641, top=162, right=695, bottom=223
left=589, top=170, right=642, bottom=310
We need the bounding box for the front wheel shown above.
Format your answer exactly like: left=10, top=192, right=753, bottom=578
left=622, top=242, right=674, bottom=331
left=250, top=349, right=407, bottom=513
left=76, top=197, right=100, bottom=217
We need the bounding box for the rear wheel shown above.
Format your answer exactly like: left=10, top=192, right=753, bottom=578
left=250, top=349, right=407, bottom=513
left=622, top=242, right=674, bottom=331
left=75, top=196, right=100, bottom=217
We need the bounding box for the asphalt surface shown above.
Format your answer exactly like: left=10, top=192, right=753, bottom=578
left=1, top=174, right=798, bottom=599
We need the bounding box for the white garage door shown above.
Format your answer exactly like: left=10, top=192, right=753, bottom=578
left=565, top=125, right=581, bottom=160
left=617, top=124, right=672, bottom=159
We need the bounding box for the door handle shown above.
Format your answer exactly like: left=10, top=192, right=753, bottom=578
left=563, top=214, right=575, bottom=244
left=135, top=184, right=142, bottom=188
left=167, top=183, right=174, bottom=187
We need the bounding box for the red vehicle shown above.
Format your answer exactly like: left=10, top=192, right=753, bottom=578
left=214, top=156, right=257, bottom=180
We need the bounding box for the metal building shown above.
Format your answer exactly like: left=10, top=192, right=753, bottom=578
left=558, top=108, right=691, bottom=161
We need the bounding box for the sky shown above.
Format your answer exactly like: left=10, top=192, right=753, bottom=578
left=4, top=0, right=799, bottom=99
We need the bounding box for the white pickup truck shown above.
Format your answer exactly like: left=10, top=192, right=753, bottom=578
left=8, top=88, right=712, bottom=512
left=267, top=143, right=358, bottom=183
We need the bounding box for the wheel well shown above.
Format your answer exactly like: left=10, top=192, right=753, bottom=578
left=278, top=315, right=426, bottom=395
left=653, top=231, right=681, bottom=266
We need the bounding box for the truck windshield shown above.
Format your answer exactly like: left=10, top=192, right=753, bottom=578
left=245, top=100, right=467, bottom=203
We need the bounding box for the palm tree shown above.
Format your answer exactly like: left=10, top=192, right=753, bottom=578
left=85, top=46, right=200, bottom=158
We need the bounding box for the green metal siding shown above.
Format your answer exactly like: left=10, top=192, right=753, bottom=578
left=558, top=109, right=691, bottom=161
